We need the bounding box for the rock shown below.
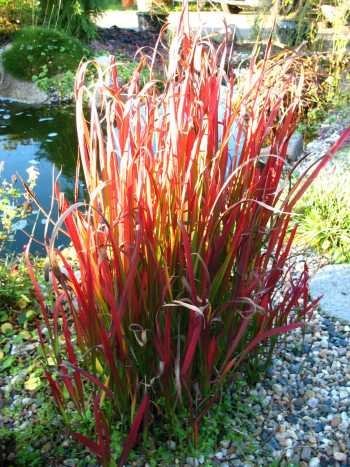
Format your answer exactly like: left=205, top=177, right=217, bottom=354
left=308, top=398, right=319, bottom=409
left=0, top=54, right=48, bottom=105
left=294, top=398, right=304, bottom=410
left=309, top=458, right=320, bottom=467
left=339, top=421, right=349, bottom=432
left=287, top=131, right=304, bottom=162
left=333, top=452, right=347, bottom=462
left=331, top=415, right=341, bottom=427
left=301, top=446, right=312, bottom=461
left=220, top=439, right=230, bottom=449
left=310, top=264, right=350, bottom=322
left=314, top=422, right=324, bottom=433
left=167, top=440, right=176, bottom=450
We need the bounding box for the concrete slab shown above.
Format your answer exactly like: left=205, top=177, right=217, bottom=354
left=310, top=264, right=350, bottom=322
left=95, top=10, right=139, bottom=29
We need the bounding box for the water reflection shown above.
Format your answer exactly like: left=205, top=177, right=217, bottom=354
left=0, top=101, right=78, bottom=255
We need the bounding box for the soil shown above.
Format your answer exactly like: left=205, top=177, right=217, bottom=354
left=90, top=26, right=161, bottom=61
left=88, top=25, right=289, bottom=75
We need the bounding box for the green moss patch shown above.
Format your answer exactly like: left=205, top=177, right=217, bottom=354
left=2, top=27, right=90, bottom=82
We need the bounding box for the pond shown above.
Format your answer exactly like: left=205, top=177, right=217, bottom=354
left=0, top=101, right=78, bottom=256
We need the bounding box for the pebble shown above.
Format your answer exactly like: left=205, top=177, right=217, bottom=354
left=309, top=458, right=320, bottom=467
left=333, top=452, right=347, bottom=462
left=308, top=398, right=319, bottom=409
left=301, top=446, right=312, bottom=460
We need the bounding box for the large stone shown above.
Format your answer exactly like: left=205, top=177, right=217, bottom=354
left=0, top=55, right=48, bottom=105
left=287, top=131, right=304, bottom=162
left=310, top=264, right=350, bottom=322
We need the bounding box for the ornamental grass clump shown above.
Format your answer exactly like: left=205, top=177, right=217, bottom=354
left=26, top=16, right=350, bottom=466
left=295, top=170, right=350, bottom=262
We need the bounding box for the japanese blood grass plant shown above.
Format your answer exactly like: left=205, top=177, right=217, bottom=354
left=26, top=17, right=350, bottom=466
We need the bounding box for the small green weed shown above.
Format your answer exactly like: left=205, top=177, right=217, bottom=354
left=35, top=70, right=76, bottom=100
left=115, top=52, right=150, bottom=84
left=0, top=258, right=33, bottom=315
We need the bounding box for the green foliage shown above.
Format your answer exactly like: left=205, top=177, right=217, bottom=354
left=0, top=258, right=33, bottom=314
left=39, top=0, right=100, bottom=39
left=0, top=397, right=92, bottom=466
left=122, top=381, right=262, bottom=465
left=0, top=0, right=34, bottom=38
left=0, top=178, right=24, bottom=244
left=115, top=52, right=150, bottom=84
left=35, top=70, right=76, bottom=100
left=97, top=0, right=123, bottom=10
left=0, top=162, right=37, bottom=249
left=296, top=168, right=350, bottom=262
left=2, top=27, right=90, bottom=82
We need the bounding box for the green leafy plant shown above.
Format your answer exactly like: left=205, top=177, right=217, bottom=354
left=27, top=15, right=350, bottom=466
left=38, top=0, right=100, bottom=39
left=2, top=26, right=90, bottom=82
left=295, top=169, right=350, bottom=262
left=33, top=69, right=76, bottom=100
left=0, top=258, right=33, bottom=313
left=114, top=52, right=150, bottom=84
left=291, top=0, right=350, bottom=138
left=0, top=161, right=38, bottom=249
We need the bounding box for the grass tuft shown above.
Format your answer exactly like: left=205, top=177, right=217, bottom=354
left=295, top=168, right=350, bottom=262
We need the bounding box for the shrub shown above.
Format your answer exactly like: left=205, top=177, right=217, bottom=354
left=295, top=169, right=350, bottom=262
left=38, top=0, right=99, bottom=39
left=27, top=18, right=350, bottom=466
left=2, top=27, right=90, bottom=82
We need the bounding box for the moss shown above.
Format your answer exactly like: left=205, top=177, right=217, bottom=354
left=2, top=27, right=90, bottom=82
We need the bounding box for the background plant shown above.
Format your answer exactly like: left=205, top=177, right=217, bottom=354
left=0, top=0, right=35, bottom=40
left=292, top=0, right=350, bottom=137
left=38, top=0, right=100, bottom=39
left=27, top=18, right=350, bottom=466
left=295, top=169, right=350, bottom=262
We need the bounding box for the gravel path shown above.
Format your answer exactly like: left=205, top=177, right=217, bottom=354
left=248, top=312, right=349, bottom=467
left=299, top=106, right=350, bottom=174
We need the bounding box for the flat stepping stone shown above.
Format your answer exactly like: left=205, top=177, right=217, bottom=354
left=310, top=264, right=350, bottom=322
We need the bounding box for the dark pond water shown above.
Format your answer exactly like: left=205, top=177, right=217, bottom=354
left=0, top=101, right=79, bottom=255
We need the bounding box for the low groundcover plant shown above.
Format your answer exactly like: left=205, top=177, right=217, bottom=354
left=26, top=15, right=350, bottom=466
